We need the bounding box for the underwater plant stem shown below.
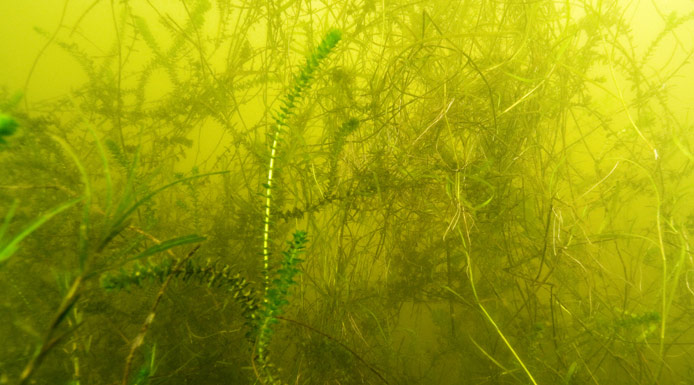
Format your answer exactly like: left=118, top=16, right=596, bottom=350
left=621, top=159, right=669, bottom=380
left=276, top=316, right=390, bottom=384
left=445, top=247, right=456, bottom=338
left=262, top=134, right=277, bottom=295
left=601, top=34, right=658, bottom=159
left=22, top=0, right=70, bottom=110
left=121, top=245, right=200, bottom=385
left=261, top=29, right=342, bottom=296
left=456, top=228, right=539, bottom=385
left=110, top=0, right=125, bottom=149
left=656, top=205, right=668, bottom=381
left=19, top=276, right=83, bottom=385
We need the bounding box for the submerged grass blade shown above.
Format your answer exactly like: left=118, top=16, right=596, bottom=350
left=51, top=134, right=92, bottom=268
left=0, top=198, right=82, bottom=265
left=100, top=170, right=228, bottom=251
left=0, top=198, right=19, bottom=243
left=127, top=234, right=207, bottom=262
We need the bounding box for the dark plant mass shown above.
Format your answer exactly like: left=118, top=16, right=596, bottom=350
left=1, top=1, right=694, bottom=384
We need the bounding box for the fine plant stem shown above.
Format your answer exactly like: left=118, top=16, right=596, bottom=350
left=601, top=34, right=658, bottom=159
left=454, top=228, right=539, bottom=385
left=276, top=315, right=390, bottom=385
left=22, top=0, right=69, bottom=110
left=621, top=159, right=668, bottom=380
left=18, top=275, right=83, bottom=385
left=121, top=245, right=201, bottom=385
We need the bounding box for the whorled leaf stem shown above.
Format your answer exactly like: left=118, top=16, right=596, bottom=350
left=261, top=28, right=342, bottom=296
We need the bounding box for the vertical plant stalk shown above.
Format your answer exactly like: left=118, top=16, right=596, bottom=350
left=254, top=231, right=307, bottom=374
left=454, top=228, right=539, bottom=385
left=261, top=29, right=342, bottom=295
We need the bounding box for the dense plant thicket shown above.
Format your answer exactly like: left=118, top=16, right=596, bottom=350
left=1, top=1, right=694, bottom=384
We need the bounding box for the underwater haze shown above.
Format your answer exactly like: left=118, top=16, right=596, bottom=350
left=2, top=0, right=694, bottom=384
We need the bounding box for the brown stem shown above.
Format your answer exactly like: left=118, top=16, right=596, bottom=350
left=120, top=245, right=200, bottom=385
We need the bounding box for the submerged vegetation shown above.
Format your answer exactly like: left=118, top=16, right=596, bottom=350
left=1, top=0, right=694, bottom=384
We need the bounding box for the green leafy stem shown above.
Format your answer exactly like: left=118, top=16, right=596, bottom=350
left=261, top=29, right=342, bottom=294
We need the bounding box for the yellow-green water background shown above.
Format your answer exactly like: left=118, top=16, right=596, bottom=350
left=1, top=0, right=694, bottom=384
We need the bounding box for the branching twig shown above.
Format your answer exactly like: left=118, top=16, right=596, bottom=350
left=121, top=245, right=200, bottom=385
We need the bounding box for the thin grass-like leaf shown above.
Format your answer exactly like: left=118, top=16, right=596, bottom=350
left=100, top=171, right=228, bottom=250
left=0, top=198, right=19, bottom=243
left=127, top=234, right=207, bottom=262
left=51, top=134, right=92, bottom=268
left=89, top=126, right=113, bottom=217
left=0, top=198, right=82, bottom=265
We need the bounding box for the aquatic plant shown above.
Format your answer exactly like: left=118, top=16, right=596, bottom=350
left=99, top=27, right=341, bottom=385
left=261, top=28, right=342, bottom=294
left=252, top=231, right=307, bottom=375
left=0, top=113, right=18, bottom=147
left=2, top=1, right=694, bottom=385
